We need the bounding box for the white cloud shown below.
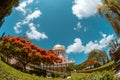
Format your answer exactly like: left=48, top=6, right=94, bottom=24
left=14, top=10, right=42, bottom=34
left=99, top=32, right=114, bottom=49
left=100, top=32, right=107, bottom=38
left=14, top=1, right=47, bottom=41
left=84, top=41, right=99, bottom=53
left=74, top=22, right=87, bottom=32
left=84, top=33, right=114, bottom=53
left=13, top=10, right=47, bottom=41
left=66, top=33, right=114, bottom=54
left=27, top=0, right=33, bottom=3
left=73, top=22, right=82, bottom=31
left=83, top=27, right=87, bottom=32
left=26, top=23, right=48, bottom=40
left=14, top=22, right=22, bottom=33
left=24, top=10, right=41, bottom=24
left=66, top=38, right=84, bottom=53
left=77, top=22, right=82, bottom=28
left=72, top=0, right=102, bottom=19
left=16, top=0, right=33, bottom=15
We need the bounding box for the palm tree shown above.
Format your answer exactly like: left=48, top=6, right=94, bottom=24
left=97, top=0, right=120, bottom=37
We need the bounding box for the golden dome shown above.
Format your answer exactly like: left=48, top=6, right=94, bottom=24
left=53, top=44, right=65, bottom=50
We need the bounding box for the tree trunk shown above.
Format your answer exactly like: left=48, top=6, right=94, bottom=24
left=6, top=56, right=9, bottom=63
left=22, top=63, right=27, bottom=72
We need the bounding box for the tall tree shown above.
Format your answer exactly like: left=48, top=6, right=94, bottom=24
left=0, top=36, right=62, bottom=72
left=88, top=49, right=109, bottom=66
left=0, top=0, right=19, bottom=27
left=97, top=0, right=120, bottom=37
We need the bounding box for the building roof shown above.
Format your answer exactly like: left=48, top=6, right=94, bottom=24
left=53, top=44, right=65, bottom=50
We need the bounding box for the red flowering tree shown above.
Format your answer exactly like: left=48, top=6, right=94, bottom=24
left=0, top=36, right=62, bottom=72
left=84, top=58, right=97, bottom=68
left=45, top=50, right=62, bottom=63
left=0, top=36, right=14, bottom=62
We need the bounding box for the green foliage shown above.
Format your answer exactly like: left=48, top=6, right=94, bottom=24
left=67, top=63, right=76, bottom=71
left=80, top=61, right=114, bottom=73
left=0, top=61, right=120, bottom=80
left=50, top=71, right=67, bottom=78
left=75, top=64, right=85, bottom=71
left=82, top=49, right=109, bottom=68
left=0, top=0, right=19, bottom=26
left=88, top=49, right=109, bottom=63
left=0, top=36, right=62, bottom=72
left=0, top=61, right=61, bottom=80
left=97, top=0, right=120, bottom=37
left=76, top=49, right=109, bottom=70
left=70, top=70, right=120, bottom=80
left=0, top=64, right=18, bottom=80
left=88, top=49, right=108, bottom=60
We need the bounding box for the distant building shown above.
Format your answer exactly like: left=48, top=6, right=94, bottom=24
left=3, top=44, right=74, bottom=72
left=53, top=44, right=74, bottom=64
left=41, top=44, right=74, bottom=72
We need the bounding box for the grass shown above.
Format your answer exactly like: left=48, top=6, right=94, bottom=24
left=70, top=71, right=120, bottom=80
left=0, top=60, right=120, bottom=80
left=0, top=61, right=97, bottom=80
left=0, top=61, right=61, bottom=80
left=70, top=72, right=90, bottom=80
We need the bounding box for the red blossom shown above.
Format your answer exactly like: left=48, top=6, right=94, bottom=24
left=28, top=52, right=32, bottom=57
left=2, top=36, right=62, bottom=64
left=36, top=52, right=41, bottom=57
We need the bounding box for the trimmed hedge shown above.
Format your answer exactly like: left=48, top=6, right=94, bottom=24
left=80, top=61, right=114, bottom=73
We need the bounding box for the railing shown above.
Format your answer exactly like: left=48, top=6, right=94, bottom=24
left=27, top=63, right=71, bottom=78
left=27, top=63, right=68, bottom=72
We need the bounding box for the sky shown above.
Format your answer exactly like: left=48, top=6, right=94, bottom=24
left=0, top=0, right=116, bottom=64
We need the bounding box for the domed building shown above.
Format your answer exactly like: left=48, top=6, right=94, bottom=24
left=53, top=44, right=65, bottom=50
left=40, top=44, right=74, bottom=73
left=52, top=44, right=68, bottom=63
left=51, top=44, right=74, bottom=72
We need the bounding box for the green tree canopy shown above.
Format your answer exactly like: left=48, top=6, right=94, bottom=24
left=88, top=49, right=109, bottom=65
left=0, top=0, right=19, bottom=27
left=0, top=36, right=62, bottom=72
left=97, top=0, right=120, bottom=37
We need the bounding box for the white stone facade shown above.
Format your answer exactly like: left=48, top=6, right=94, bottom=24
left=52, top=44, right=74, bottom=64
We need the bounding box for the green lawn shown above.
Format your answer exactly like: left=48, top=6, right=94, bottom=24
left=0, top=61, right=61, bottom=80
left=70, top=72, right=90, bottom=80
left=0, top=60, right=120, bottom=80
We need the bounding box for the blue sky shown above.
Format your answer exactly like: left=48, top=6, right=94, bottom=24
left=0, top=0, right=116, bottom=64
